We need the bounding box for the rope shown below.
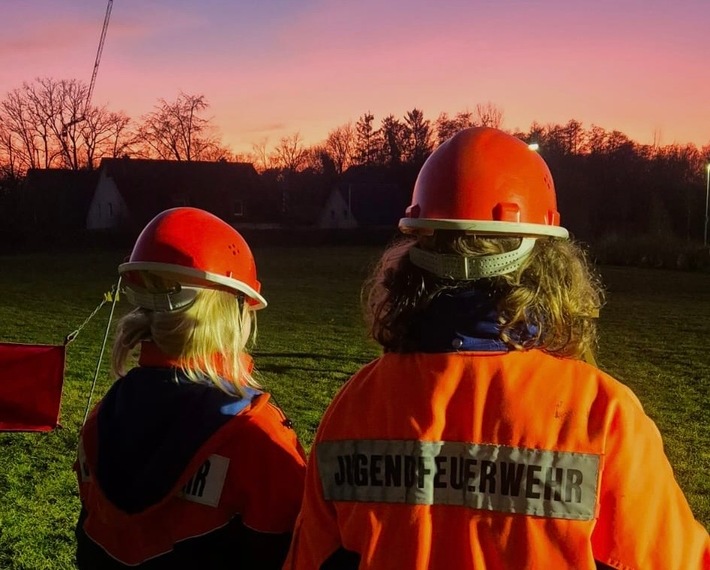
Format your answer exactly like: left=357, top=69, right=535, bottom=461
left=69, top=278, right=122, bottom=426
left=64, top=286, right=117, bottom=345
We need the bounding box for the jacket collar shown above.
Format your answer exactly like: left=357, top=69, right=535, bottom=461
left=411, top=289, right=537, bottom=353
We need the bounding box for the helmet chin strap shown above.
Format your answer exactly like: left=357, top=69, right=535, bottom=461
left=409, top=237, right=537, bottom=280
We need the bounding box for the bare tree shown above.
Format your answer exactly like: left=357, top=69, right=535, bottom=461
left=136, top=93, right=226, bottom=161
left=1, top=83, right=61, bottom=170
left=324, top=122, right=355, bottom=174
left=0, top=118, right=21, bottom=179
left=474, top=102, right=504, bottom=129
left=192, top=138, right=233, bottom=162
left=53, top=78, right=91, bottom=168
left=0, top=78, right=87, bottom=170
left=251, top=138, right=272, bottom=172
left=271, top=132, right=308, bottom=172
left=0, top=89, right=38, bottom=172
left=81, top=106, right=134, bottom=168
left=0, top=77, right=134, bottom=173
left=24, top=78, right=67, bottom=168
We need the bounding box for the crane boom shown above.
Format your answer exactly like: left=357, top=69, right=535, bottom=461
left=62, top=0, right=113, bottom=136
left=86, top=0, right=113, bottom=112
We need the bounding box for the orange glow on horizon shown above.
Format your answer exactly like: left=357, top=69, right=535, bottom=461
left=1, top=1, right=708, bottom=156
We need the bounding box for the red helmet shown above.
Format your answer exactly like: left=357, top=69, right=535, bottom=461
left=119, top=208, right=266, bottom=310
left=400, top=127, right=568, bottom=239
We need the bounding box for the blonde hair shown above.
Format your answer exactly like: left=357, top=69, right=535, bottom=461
left=364, top=232, right=604, bottom=359
left=112, top=288, right=259, bottom=396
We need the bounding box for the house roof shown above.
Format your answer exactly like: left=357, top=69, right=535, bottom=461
left=24, top=168, right=99, bottom=229
left=97, top=158, right=272, bottom=227
left=338, top=165, right=410, bottom=227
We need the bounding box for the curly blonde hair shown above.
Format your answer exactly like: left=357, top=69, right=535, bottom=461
left=363, top=232, right=604, bottom=359
left=111, top=288, right=259, bottom=396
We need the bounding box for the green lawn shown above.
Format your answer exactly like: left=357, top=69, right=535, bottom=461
left=0, top=246, right=707, bottom=569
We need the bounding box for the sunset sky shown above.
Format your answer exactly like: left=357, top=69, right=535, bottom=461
left=2, top=0, right=709, bottom=154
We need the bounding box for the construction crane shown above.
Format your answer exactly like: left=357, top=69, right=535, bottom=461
left=62, top=0, right=114, bottom=137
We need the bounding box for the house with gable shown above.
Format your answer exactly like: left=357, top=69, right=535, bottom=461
left=86, top=158, right=278, bottom=232
left=318, top=165, right=411, bottom=229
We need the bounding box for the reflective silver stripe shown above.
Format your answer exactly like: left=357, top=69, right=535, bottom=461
left=181, top=454, right=230, bottom=507
left=77, top=438, right=92, bottom=482
left=316, top=440, right=599, bottom=520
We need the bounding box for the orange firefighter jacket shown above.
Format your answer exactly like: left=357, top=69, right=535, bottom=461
left=285, top=350, right=710, bottom=570
left=75, top=347, right=306, bottom=568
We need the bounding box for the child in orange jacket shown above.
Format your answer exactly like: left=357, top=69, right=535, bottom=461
left=75, top=207, right=306, bottom=569
left=285, top=127, right=710, bottom=570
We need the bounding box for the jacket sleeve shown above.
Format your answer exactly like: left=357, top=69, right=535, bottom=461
left=232, top=399, right=308, bottom=534
left=283, top=441, right=350, bottom=570
left=591, top=388, right=710, bottom=569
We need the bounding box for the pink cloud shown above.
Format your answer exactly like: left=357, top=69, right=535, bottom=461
left=0, top=19, right=94, bottom=58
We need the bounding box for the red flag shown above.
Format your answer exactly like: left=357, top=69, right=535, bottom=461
left=0, top=343, right=65, bottom=432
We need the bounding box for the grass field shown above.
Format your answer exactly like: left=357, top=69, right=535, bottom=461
left=0, top=245, right=708, bottom=569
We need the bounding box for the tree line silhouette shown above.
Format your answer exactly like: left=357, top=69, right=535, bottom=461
left=0, top=77, right=709, bottom=254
